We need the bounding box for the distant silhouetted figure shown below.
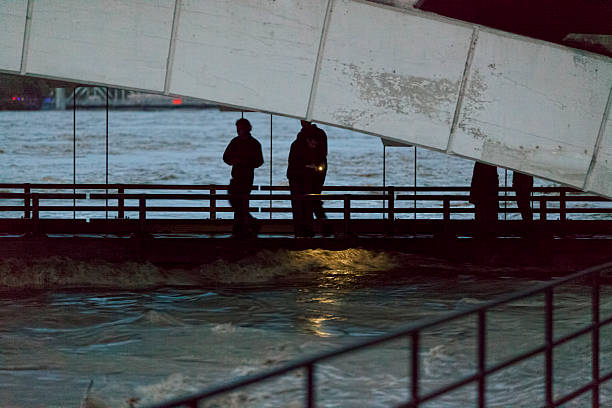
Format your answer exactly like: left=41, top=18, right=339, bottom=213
left=287, top=124, right=322, bottom=237
left=469, top=162, right=499, bottom=236
left=512, top=171, right=534, bottom=221
left=223, top=118, right=263, bottom=237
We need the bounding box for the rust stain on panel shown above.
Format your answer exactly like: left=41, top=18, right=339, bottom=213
left=457, top=69, right=489, bottom=140
left=332, top=63, right=461, bottom=127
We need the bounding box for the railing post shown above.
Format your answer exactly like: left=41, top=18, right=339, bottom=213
left=410, top=332, right=419, bottom=407
left=210, top=186, right=216, bottom=220
left=24, top=184, right=31, bottom=219
left=477, top=310, right=486, bottom=408
left=388, top=186, right=395, bottom=220
left=343, top=194, right=351, bottom=236
left=306, top=364, right=315, bottom=408
left=592, top=271, right=600, bottom=408
left=545, top=288, right=553, bottom=407
left=559, top=190, right=566, bottom=222
left=32, top=193, right=39, bottom=235
left=388, top=186, right=395, bottom=235
left=139, top=195, right=146, bottom=233
left=539, top=198, right=547, bottom=221
left=118, top=186, right=125, bottom=219
left=443, top=197, right=450, bottom=223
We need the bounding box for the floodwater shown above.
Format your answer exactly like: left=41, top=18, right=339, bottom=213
left=0, top=109, right=611, bottom=407
left=1, top=108, right=567, bottom=221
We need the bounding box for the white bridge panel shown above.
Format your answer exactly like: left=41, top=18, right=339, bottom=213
left=1, top=0, right=611, bottom=198
left=0, top=0, right=27, bottom=72
left=26, top=0, right=174, bottom=91
left=311, top=0, right=473, bottom=150
left=451, top=30, right=612, bottom=188
left=170, top=0, right=328, bottom=117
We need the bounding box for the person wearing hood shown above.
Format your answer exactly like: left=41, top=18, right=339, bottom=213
left=298, top=121, right=328, bottom=221
left=287, top=122, right=322, bottom=237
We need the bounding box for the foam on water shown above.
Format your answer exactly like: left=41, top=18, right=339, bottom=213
left=0, top=249, right=402, bottom=289
left=0, top=257, right=170, bottom=289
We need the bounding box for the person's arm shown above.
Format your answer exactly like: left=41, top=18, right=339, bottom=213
left=287, top=142, right=305, bottom=180
left=223, top=139, right=236, bottom=166
left=320, top=128, right=328, bottom=159
left=252, top=140, right=264, bottom=169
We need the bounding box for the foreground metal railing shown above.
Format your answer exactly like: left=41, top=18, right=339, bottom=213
left=144, top=261, right=612, bottom=408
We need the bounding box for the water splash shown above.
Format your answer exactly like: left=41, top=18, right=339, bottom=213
left=0, top=249, right=402, bottom=289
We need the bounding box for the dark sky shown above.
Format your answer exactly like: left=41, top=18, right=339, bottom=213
left=415, top=0, right=612, bottom=46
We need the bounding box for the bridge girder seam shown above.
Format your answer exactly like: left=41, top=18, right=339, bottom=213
left=306, top=0, right=334, bottom=121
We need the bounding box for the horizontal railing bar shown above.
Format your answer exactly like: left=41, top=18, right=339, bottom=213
left=552, top=381, right=594, bottom=407
left=41, top=192, right=607, bottom=202
left=2, top=206, right=610, bottom=216
left=395, top=195, right=611, bottom=202
left=26, top=206, right=235, bottom=213
left=90, top=193, right=217, bottom=200
left=5, top=204, right=609, bottom=215
left=413, top=345, right=549, bottom=406
left=144, top=366, right=306, bottom=408
left=0, top=193, right=28, bottom=198
left=88, top=193, right=392, bottom=200
left=0, top=193, right=87, bottom=199
left=549, top=315, right=612, bottom=349
left=143, top=261, right=612, bottom=408
left=0, top=183, right=593, bottom=194
left=560, top=208, right=612, bottom=213
left=0, top=183, right=224, bottom=190
left=403, top=373, right=481, bottom=407
left=557, top=196, right=610, bottom=202
left=484, top=345, right=547, bottom=380
left=0, top=206, right=30, bottom=211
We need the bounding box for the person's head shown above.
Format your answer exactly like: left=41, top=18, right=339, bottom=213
left=300, top=120, right=311, bottom=129
left=235, top=118, right=252, bottom=137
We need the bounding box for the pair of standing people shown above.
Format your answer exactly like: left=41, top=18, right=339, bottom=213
left=469, top=162, right=534, bottom=237
left=223, top=119, right=328, bottom=238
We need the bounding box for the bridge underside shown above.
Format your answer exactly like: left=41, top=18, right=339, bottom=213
left=1, top=0, right=611, bottom=197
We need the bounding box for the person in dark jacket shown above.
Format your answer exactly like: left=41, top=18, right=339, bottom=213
left=287, top=125, right=321, bottom=237
left=297, top=121, right=328, bottom=221
left=469, top=162, right=499, bottom=237
left=512, top=171, right=534, bottom=221
left=223, top=118, right=263, bottom=237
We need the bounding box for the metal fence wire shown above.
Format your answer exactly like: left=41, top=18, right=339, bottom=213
left=143, top=261, right=612, bottom=408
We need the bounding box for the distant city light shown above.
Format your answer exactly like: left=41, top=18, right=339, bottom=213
left=172, top=99, right=182, bottom=105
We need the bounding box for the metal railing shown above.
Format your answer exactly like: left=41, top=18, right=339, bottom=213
left=0, top=183, right=610, bottom=221
left=143, top=261, right=612, bottom=408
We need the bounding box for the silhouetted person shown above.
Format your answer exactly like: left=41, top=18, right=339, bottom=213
left=223, top=118, right=263, bottom=237
left=298, top=121, right=328, bottom=221
left=512, top=171, right=534, bottom=221
left=469, top=162, right=499, bottom=237
left=287, top=128, right=320, bottom=237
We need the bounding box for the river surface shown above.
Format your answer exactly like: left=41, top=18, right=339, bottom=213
left=0, top=109, right=611, bottom=407
left=2, top=108, right=582, bottom=221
